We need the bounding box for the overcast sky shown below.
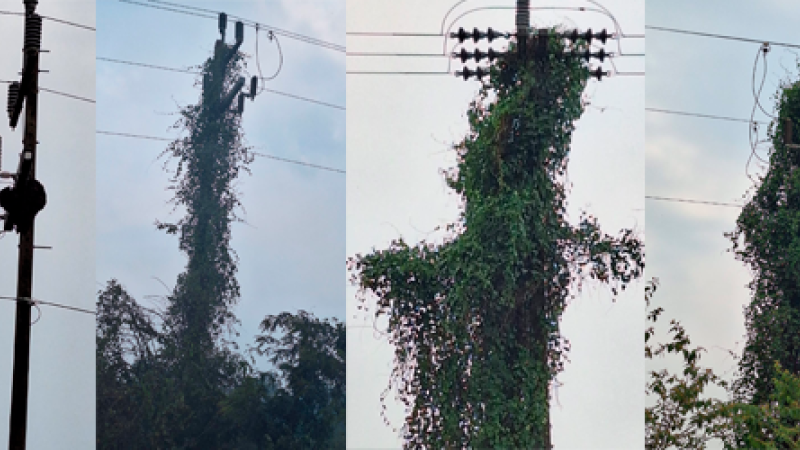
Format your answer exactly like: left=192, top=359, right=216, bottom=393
left=347, top=1, right=644, bottom=448
left=0, top=0, right=95, bottom=447
left=647, top=1, right=800, bottom=448
left=96, top=0, right=344, bottom=379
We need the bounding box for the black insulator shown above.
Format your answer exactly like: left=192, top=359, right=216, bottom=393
left=7, top=82, right=20, bottom=120
left=584, top=28, right=593, bottom=43
left=456, top=66, right=489, bottom=80
left=235, top=21, right=244, bottom=44
left=24, top=14, right=42, bottom=51
left=472, top=27, right=482, bottom=42
left=237, top=93, right=245, bottom=114
left=451, top=27, right=468, bottom=43
left=590, top=67, right=607, bottom=80
left=594, top=48, right=608, bottom=62
left=595, top=29, right=610, bottom=44
left=487, top=48, right=499, bottom=61
left=250, top=76, right=257, bottom=98
left=454, top=48, right=469, bottom=63
left=218, top=13, right=227, bottom=38
left=486, top=27, right=498, bottom=42
left=567, top=29, right=579, bottom=42
left=473, top=49, right=484, bottom=61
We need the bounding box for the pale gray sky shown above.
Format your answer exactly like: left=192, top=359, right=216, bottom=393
left=347, top=1, right=643, bottom=448
left=0, top=1, right=95, bottom=448
left=646, top=1, right=800, bottom=448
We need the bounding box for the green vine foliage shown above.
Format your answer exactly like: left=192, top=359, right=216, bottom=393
left=159, top=45, right=254, bottom=346
left=349, top=31, right=644, bottom=449
left=150, top=45, right=255, bottom=446
left=727, top=77, right=800, bottom=408
left=97, top=44, right=344, bottom=449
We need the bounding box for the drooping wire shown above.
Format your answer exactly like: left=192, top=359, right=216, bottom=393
left=752, top=45, right=776, bottom=119
left=255, top=25, right=283, bottom=87
left=746, top=44, right=772, bottom=182
left=30, top=301, right=42, bottom=325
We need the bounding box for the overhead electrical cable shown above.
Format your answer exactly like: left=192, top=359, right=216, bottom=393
left=0, top=295, right=95, bottom=316
left=96, top=56, right=343, bottom=110
left=0, top=10, right=95, bottom=31
left=646, top=107, right=767, bottom=124
left=96, top=130, right=344, bottom=174
left=646, top=25, right=800, bottom=50
left=645, top=195, right=743, bottom=208
left=118, top=0, right=345, bottom=52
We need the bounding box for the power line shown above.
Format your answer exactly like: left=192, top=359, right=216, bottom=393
left=261, top=88, right=344, bottom=111
left=346, top=70, right=643, bottom=77
left=0, top=296, right=95, bottom=316
left=40, top=14, right=95, bottom=31
left=39, top=87, right=95, bottom=103
left=96, top=130, right=171, bottom=141
left=97, top=56, right=199, bottom=74
left=146, top=0, right=346, bottom=52
left=346, top=71, right=451, bottom=75
left=646, top=195, right=743, bottom=208
left=347, top=31, right=445, bottom=37
left=0, top=10, right=95, bottom=31
left=646, top=25, right=800, bottom=50
left=119, top=0, right=345, bottom=53
left=346, top=52, right=646, bottom=58
left=96, top=56, right=344, bottom=110
left=347, top=31, right=645, bottom=39
left=251, top=151, right=345, bottom=174
left=646, top=107, right=767, bottom=124
left=96, top=130, right=345, bottom=174
left=347, top=52, right=449, bottom=57
left=0, top=81, right=94, bottom=104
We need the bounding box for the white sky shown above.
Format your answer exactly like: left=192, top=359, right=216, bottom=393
left=646, top=1, right=800, bottom=448
left=0, top=1, right=95, bottom=448
left=347, top=1, right=644, bottom=448
left=96, top=0, right=344, bottom=380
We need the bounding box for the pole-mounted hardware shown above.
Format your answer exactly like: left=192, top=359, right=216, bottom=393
left=236, top=76, right=258, bottom=114
left=219, top=12, right=227, bottom=41
left=0, top=180, right=46, bottom=233
left=450, top=27, right=510, bottom=43
left=455, top=66, right=489, bottom=80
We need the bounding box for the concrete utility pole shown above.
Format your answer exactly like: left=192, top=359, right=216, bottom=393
left=516, top=0, right=529, bottom=56
left=2, top=1, right=45, bottom=449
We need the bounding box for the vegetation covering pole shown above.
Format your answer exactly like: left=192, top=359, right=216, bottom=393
left=729, top=78, right=800, bottom=406
left=351, top=30, right=643, bottom=448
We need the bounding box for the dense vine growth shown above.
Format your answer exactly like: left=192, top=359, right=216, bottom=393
left=97, top=42, right=344, bottom=449
left=350, top=31, right=643, bottom=448
left=726, top=73, right=800, bottom=443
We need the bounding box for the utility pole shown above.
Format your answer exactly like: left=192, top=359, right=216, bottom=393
left=0, top=1, right=45, bottom=449
left=444, top=3, right=614, bottom=448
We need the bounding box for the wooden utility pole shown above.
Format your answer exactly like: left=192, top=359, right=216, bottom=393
left=6, top=2, right=43, bottom=449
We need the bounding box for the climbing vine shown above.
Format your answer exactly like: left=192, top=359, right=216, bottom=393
left=97, top=43, right=345, bottom=448
left=728, top=75, right=800, bottom=406
left=349, top=29, right=644, bottom=448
